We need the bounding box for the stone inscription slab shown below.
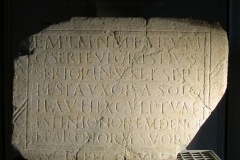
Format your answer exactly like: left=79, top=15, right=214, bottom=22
left=12, top=18, right=228, bottom=160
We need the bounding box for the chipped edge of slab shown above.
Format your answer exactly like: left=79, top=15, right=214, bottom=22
left=45, top=17, right=147, bottom=31
left=147, top=18, right=224, bottom=31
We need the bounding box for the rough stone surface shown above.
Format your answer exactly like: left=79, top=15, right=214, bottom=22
left=12, top=17, right=228, bottom=160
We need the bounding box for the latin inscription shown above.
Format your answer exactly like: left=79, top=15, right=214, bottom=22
left=32, top=34, right=205, bottom=50
left=28, top=31, right=208, bottom=151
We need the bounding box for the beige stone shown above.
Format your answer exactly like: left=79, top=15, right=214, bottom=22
left=12, top=17, right=228, bottom=160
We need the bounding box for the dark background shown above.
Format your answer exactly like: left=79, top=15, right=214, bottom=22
left=1, top=0, right=239, bottom=159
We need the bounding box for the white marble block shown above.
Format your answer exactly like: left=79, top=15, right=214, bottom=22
left=12, top=18, right=228, bottom=160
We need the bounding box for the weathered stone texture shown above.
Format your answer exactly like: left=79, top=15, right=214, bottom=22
left=12, top=18, right=228, bottom=160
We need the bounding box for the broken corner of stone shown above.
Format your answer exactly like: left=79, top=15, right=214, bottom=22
left=12, top=17, right=228, bottom=160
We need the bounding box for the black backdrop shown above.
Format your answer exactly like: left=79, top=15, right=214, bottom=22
left=2, top=0, right=240, bottom=159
